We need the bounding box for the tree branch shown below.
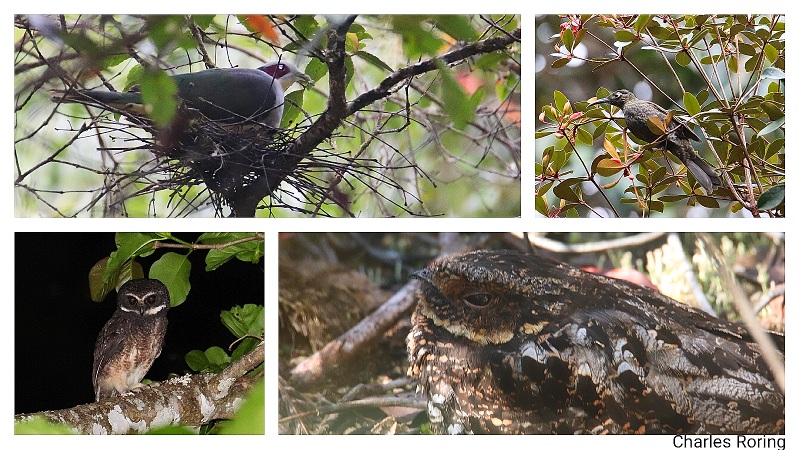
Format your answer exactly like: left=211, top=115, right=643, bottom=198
left=235, top=25, right=521, bottom=217
left=14, top=342, right=264, bottom=434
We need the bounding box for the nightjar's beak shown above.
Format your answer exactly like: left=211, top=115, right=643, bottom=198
left=587, top=96, right=611, bottom=108
left=411, top=268, right=434, bottom=284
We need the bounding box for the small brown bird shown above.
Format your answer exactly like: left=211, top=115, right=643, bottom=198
left=588, top=89, right=722, bottom=192
left=93, top=279, right=170, bottom=401
left=407, top=250, right=784, bottom=434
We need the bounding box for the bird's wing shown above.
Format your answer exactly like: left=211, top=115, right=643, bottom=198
left=172, top=68, right=283, bottom=125
left=92, top=315, right=130, bottom=388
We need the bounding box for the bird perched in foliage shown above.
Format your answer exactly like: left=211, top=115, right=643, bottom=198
left=93, top=279, right=170, bottom=401
left=588, top=89, right=722, bottom=193
left=55, top=60, right=311, bottom=129
left=407, top=250, right=784, bottom=434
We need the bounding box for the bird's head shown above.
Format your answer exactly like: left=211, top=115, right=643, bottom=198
left=257, top=60, right=313, bottom=90
left=588, top=89, right=636, bottom=108
left=117, top=278, right=170, bottom=317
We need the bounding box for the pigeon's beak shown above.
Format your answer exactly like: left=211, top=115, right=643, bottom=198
left=296, top=72, right=313, bottom=87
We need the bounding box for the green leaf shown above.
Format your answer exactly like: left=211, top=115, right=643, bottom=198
left=696, top=195, right=720, bottom=208
left=221, top=304, right=265, bottom=339
left=432, top=15, right=477, bottom=41
left=683, top=92, right=701, bottom=116
left=190, top=15, right=216, bottom=30
left=436, top=59, right=473, bottom=129
left=200, top=232, right=264, bottom=271
left=185, top=349, right=210, bottom=372
left=576, top=127, right=593, bottom=146
left=220, top=378, right=265, bottom=434
left=765, top=138, right=784, bottom=159
left=615, top=30, right=636, bottom=42
left=562, top=28, right=575, bottom=51
left=551, top=57, right=571, bottom=68
left=634, top=15, right=653, bottom=33
left=553, top=179, right=582, bottom=203
left=757, top=184, right=785, bottom=210
left=104, top=233, right=163, bottom=283
left=648, top=200, right=664, bottom=213
left=102, top=53, right=130, bottom=69
left=146, top=16, right=191, bottom=51
left=204, top=346, right=231, bottom=366
left=305, top=58, right=328, bottom=82
left=354, top=50, right=394, bottom=72
left=763, top=43, right=778, bottom=63
left=756, top=116, right=784, bottom=137
left=392, top=16, right=443, bottom=57
left=280, top=90, right=305, bottom=129
left=124, top=64, right=145, bottom=91
left=675, top=51, right=691, bottom=67
left=89, top=257, right=144, bottom=302
left=149, top=252, right=191, bottom=306
left=231, top=337, right=260, bottom=361
left=553, top=90, right=568, bottom=112
left=646, top=116, right=666, bottom=135
left=140, top=69, right=178, bottom=128
left=595, top=157, right=625, bottom=177
left=475, top=52, right=509, bottom=71
left=760, top=101, right=784, bottom=121
left=186, top=346, right=231, bottom=373
left=293, top=15, right=321, bottom=36
left=727, top=55, right=739, bottom=74
left=15, top=416, right=77, bottom=434
left=344, top=55, right=355, bottom=87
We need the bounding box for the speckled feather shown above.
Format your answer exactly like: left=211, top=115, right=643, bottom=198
left=407, top=250, right=784, bottom=434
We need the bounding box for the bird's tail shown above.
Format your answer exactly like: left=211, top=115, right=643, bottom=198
left=684, top=155, right=722, bottom=193
left=51, top=89, right=143, bottom=107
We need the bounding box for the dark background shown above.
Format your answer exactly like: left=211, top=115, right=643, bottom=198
left=14, top=232, right=265, bottom=414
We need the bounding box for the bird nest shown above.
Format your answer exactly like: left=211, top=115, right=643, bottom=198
left=87, top=106, right=419, bottom=217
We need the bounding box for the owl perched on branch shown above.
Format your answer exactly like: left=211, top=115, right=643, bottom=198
left=407, top=250, right=784, bottom=434
left=93, top=279, right=170, bottom=401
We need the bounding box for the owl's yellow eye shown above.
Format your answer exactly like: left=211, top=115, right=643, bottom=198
left=463, top=292, right=492, bottom=308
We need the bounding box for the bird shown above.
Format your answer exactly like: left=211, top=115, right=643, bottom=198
left=588, top=89, right=722, bottom=193
left=55, top=60, right=312, bottom=129
left=93, top=278, right=170, bottom=401
left=407, top=249, right=784, bottom=434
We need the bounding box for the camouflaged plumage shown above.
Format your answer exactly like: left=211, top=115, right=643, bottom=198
left=407, top=250, right=784, bottom=434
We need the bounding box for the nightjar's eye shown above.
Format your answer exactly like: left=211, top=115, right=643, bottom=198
left=462, top=292, right=493, bottom=308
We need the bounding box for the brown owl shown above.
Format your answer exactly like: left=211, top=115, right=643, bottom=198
left=93, top=278, right=170, bottom=401
left=407, top=250, right=784, bottom=434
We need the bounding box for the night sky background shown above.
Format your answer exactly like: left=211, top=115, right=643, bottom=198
left=14, top=232, right=265, bottom=414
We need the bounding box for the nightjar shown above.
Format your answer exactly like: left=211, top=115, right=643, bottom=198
left=406, top=250, right=784, bottom=434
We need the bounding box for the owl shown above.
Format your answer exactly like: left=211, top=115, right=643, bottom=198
left=407, top=250, right=784, bottom=434
left=93, top=278, right=170, bottom=401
